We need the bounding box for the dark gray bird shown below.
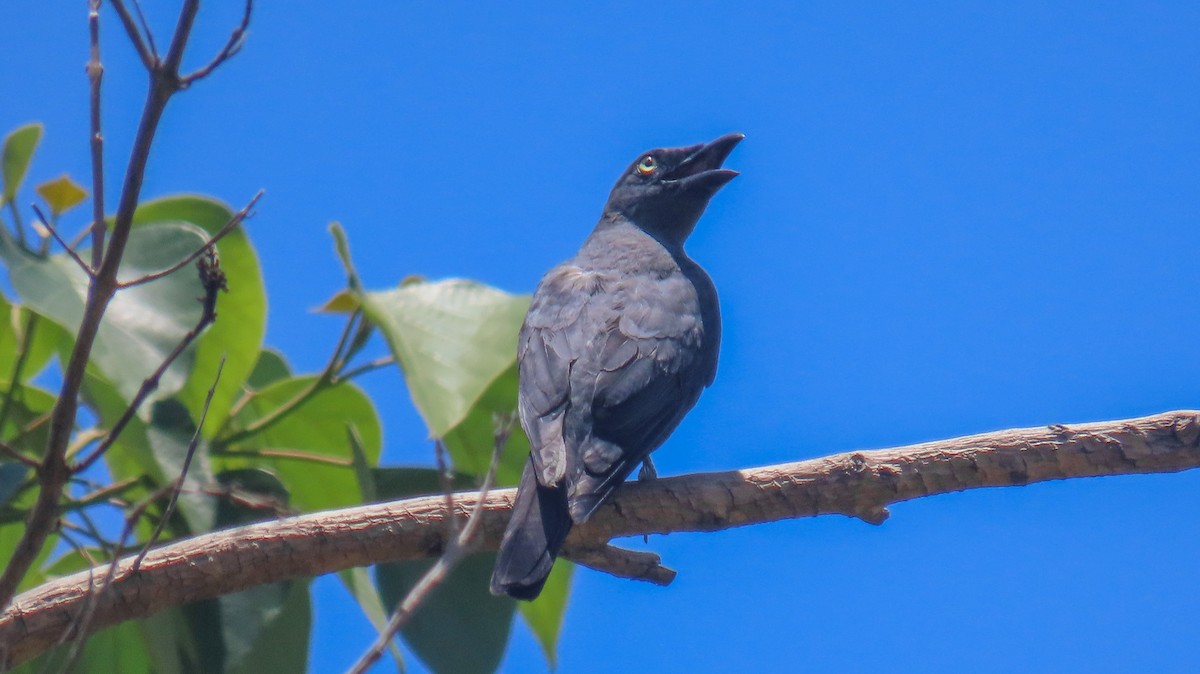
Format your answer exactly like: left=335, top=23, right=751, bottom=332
left=490, top=133, right=742, bottom=600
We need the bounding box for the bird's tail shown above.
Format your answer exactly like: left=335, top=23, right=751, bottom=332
left=490, top=459, right=572, bottom=600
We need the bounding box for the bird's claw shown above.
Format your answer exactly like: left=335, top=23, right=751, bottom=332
left=638, top=456, right=658, bottom=482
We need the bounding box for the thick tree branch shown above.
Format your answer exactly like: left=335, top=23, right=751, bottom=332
left=1, top=410, right=1197, bottom=668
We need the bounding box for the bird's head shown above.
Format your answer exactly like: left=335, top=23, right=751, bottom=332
left=602, top=133, right=743, bottom=246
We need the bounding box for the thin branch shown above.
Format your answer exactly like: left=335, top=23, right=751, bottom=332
left=129, top=0, right=159, bottom=59
left=160, top=0, right=199, bottom=77
left=346, top=417, right=511, bottom=674
left=3, top=410, right=1197, bottom=668
left=335, top=356, right=395, bottom=383
left=31, top=205, right=94, bottom=277
left=64, top=428, right=107, bottom=461
left=181, top=0, right=253, bottom=86
left=218, top=309, right=362, bottom=446
left=86, top=0, right=108, bottom=268
left=210, top=447, right=353, bottom=467
left=116, top=189, right=263, bottom=289
left=74, top=251, right=227, bottom=473
left=107, top=0, right=156, bottom=71
left=70, top=477, right=142, bottom=512
left=133, top=355, right=225, bottom=570
left=0, top=440, right=39, bottom=469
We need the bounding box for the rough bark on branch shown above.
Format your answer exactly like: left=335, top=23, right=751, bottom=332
left=2, top=410, right=1197, bottom=667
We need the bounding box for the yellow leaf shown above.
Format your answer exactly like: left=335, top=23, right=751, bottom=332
left=35, top=174, right=87, bottom=216
left=315, top=289, right=360, bottom=314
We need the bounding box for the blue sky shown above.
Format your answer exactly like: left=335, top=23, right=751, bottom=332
left=4, top=2, right=1200, bottom=672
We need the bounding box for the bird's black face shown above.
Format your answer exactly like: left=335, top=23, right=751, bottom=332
left=603, top=133, right=743, bottom=245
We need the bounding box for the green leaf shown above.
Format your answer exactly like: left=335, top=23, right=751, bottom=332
left=81, top=369, right=166, bottom=490
left=217, top=376, right=382, bottom=512
left=0, top=463, right=27, bottom=507
left=226, top=579, right=311, bottom=674
left=338, top=567, right=404, bottom=672
left=11, top=620, right=153, bottom=674
left=147, top=397, right=217, bottom=534
left=362, top=278, right=529, bottom=436
left=207, top=469, right=309, bottom=674
left=35, top=173, right=88, bottom=215
left=518, top=561, right=573, bottom=669
left=138, top=608, right=193, bottom=674
left=440, top=363, right=528, bottom=485
left=1, top=123, right=42, bottom=203
left=76, top=620, right=154, bottom=674
left=0, top=404, right=58, bottom=590
left=246, top=348, right=290, bottom=389
left=0, top=382, right=55, bottom=468
left=0, top=220, right=209, bottom=406
left=132, top=195, right=267, bottom=436
left=347, top=424, right=377, bottom=503
left=328, top=221, right=361, bottom=290
left=0, top=294, right=71, bottom=386
left=373, top=467, right=515, bottom=674
left=377, top=553, right=514, bottom=674
left=371, top=466, right=476, bottom=496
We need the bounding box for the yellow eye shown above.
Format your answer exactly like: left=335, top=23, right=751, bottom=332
left=636, top=156, right=657, bottom=175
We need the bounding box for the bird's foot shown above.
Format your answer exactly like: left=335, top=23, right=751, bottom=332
left=637, top=457, right=658, bottom=542
left=638, top=456, right=658, bottom=482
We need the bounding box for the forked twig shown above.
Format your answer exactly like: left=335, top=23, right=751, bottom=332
left=75, top=250, right=228, bottom=472
left=31, top=205, right=94, bottom=277
left=108, top=0, right=155, bottom=70
left=181, top=0, right=254, bottom=86
left=116, top=189, right=263, bottom=289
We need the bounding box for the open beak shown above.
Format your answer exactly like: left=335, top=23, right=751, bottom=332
left=667, top=132, right=744, bottom=193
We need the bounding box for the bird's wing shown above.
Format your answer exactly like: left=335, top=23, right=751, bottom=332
left=518, top=264, right=712, bottom=516
left=566, top=271, right=708, bottom=511
left=517, top=265, right=598, bottom=488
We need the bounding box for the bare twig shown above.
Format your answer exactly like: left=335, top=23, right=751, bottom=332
left=64, top=428, right=107, bottom=461
left=129, top=0, right=159, bottom=59
left=0, top=0, right=251, bottom=611
left=86, top=0, right=108, bottom=268
left=346, top=419, right=512, bottom=674
left=181, top=0, right=253, bottom=86
left=116, top=189, right=263, bottom=288
left=211, top=447, right=353, bottom=467
left=133, top=355, right=225, bottom=570
left=335, top=356, right=395, bottom=383
left=0, top=439, right=39, bottom=469
left=219, top=309, right=362, bottom=446
left=31, top=205, right=94, bottom=277
left=74, top=250, right=227, bottom=473
left=108, top=0, right=155, bottom=71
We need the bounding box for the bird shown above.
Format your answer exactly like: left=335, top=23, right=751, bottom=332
left=489, top=133, right=742, bottom=600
